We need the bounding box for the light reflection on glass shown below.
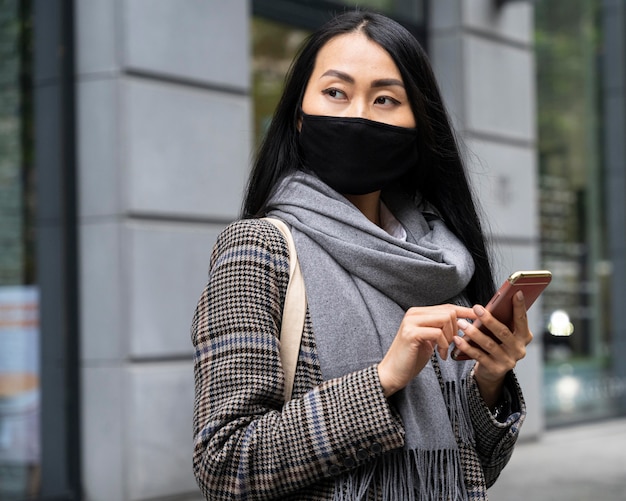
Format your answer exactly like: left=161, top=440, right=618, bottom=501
left=555, top=375, right=581, bottom=411
left=548, top=309, right=574, bottom=337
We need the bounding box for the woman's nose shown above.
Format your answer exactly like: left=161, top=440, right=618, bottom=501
left=345, top=101, right=369, bottom=120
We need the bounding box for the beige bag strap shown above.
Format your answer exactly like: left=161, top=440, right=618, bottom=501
left=264, top=218, right=306, bottom=401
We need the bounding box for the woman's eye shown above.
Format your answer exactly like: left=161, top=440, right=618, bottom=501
left=374, top=96, right=400, bottom=106
left=322, top=88, right=346, bottom=100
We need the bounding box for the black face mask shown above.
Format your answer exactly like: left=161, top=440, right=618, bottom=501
left=298, top=112, right=419, bottom=195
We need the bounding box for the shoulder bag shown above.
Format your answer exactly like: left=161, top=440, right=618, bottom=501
left=264, top=218, right=306, bottom=401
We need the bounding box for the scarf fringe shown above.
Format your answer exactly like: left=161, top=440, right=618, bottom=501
left=331, top=376, right=476, bottom=500
left=332, top=448, right=469, bottom=501
left=441, top=377, right=475, bottom=447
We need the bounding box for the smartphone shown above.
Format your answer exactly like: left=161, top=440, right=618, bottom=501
left=451, top=270, right=552, bottom=361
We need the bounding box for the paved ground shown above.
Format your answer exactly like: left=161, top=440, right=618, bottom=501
left=488, top=417, right=626, bottom=500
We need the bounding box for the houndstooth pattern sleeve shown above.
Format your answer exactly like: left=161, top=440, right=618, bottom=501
left=467, top=369, right=526, bottom=489
left=191, top=219, right=405, bottom=500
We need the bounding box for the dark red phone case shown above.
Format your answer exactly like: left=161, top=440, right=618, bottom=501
left=451, top=270, right=552, bottom=361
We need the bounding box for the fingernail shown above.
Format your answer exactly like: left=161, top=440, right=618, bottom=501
left=458, top=319, right=470, bottom=330
left=516, top=291, right=524, bottom=301
left=473, top=305, right=485, bottom=316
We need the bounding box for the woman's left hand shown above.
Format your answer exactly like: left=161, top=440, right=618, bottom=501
left=453, top=291, right=533, bottom=408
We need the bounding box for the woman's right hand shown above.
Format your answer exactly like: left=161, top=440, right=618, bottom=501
left=377, top=305, right=477, bottom=397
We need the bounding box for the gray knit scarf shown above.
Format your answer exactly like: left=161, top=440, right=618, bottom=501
left=268, top=171, right=478, bottom=500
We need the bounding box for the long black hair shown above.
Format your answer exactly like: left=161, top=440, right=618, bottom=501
left=243, top=10, right=495, bottom=304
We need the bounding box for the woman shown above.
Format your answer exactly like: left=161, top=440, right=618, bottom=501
left=192, top=10, right=530, bottom=500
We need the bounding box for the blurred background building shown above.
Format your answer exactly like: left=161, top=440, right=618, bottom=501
left=0, top=0, right=624, bottom=499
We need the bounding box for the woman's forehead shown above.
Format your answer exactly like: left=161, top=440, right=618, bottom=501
left=312, top=32, right=401, bottom=79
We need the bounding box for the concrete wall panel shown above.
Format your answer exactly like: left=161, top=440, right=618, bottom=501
left=81, top=366, right=125, bottom=501
left=76, top=2, right=251, bottom=498
left=77, top=78, right=121, bottom=218
left=463, top=0, right=534, bottom=45
left=75, top=0, right=120, bottom=75
left=80, top=221, right=125, bottom=362
left=124, top=78, right=250, bottom=219
left=466, top=138, right=538, bottom=240
left=429, top=32, right=465, bottom=130
left=122, top=0, right=249, bottom=90
left=465, top=37, right=535, bottom=141
left=127, top=363, right=197, bottom=500
left=430, top=0, right=462, bottom=31
left=126, top=222, right=222, bottom=358
left=431, top=0, right=533, bottom=45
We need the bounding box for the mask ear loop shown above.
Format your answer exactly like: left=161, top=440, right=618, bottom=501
left=296, top=107, right=305, bottom=132
left=296, top=84, right=306, bottom=124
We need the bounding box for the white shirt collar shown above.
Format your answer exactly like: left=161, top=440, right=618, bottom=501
left=380, top=201, right=407, bottom=241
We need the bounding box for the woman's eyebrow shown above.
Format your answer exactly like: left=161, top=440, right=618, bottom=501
left=320, top=69, right=354, bottom=83
left=371, top=78, right=405, bottom=88
left=320, top=70, right=404, bottom=89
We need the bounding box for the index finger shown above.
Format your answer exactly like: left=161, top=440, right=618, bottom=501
left=449, top=304, right=478, bottom=320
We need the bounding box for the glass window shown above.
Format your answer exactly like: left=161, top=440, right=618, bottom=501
left=335, top=0, right=425, bottom=23
left=252, top=17, right=311, bottom=147
left=0, top=0, right=40, bottom=498
left=536, top=0, right=621, bottom=426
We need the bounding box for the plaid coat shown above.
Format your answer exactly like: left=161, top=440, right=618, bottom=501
left=192, top=219, right=526, bottom=500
